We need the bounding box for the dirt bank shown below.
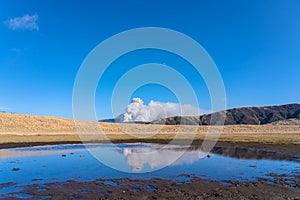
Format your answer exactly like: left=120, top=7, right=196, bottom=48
left=2, top=173, right=299, bottom=200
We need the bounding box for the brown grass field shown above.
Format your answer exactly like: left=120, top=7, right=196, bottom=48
left=1, top=112, right=300, bottom=153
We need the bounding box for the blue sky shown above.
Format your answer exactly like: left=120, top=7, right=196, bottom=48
left=0, top=0, right=300, bottom=119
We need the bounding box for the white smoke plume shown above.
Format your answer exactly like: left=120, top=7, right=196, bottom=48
left=121, top=98, right=201, bottom=122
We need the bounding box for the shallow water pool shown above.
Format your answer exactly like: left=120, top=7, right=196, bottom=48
left=0, top=143, right=299, bottom=195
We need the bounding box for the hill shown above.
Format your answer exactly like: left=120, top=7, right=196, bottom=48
left=150, top=103, right=300, bottom=125
left=0, top=112, right=76, bottom=132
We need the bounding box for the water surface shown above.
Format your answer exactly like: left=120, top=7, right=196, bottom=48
left=0, top=143, right=299, bottom=194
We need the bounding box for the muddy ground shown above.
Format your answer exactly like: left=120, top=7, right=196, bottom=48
left=1, top=173, right=299, bottom=200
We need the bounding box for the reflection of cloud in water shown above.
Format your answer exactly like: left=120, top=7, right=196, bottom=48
left=122, top=146, right=203, bottom=172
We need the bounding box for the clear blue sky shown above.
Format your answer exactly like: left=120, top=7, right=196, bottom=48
left=1, top=0, right=300, bottom=119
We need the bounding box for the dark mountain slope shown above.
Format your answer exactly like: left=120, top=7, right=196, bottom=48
left=150, top=103, right=300, bottom=125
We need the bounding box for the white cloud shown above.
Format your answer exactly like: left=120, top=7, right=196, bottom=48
left=5, top=14, right=39, bottom=31
left=121, top=98, right=202, bottom=122
left=0, top=106, right=9, bottom=111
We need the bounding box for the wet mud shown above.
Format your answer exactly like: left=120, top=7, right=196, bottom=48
left=1, top=173, right=299, bottom=200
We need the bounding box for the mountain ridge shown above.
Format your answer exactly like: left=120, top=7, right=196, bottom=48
left=150, top=103, right=300, bottom=125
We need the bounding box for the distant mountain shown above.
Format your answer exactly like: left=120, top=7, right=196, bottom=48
left=98, top=114, right=123, bottom=123
left=98, top=118, right=118, bottom=123
left=150, top=103, right=300, bottom=125
left=98, top=114, right=145, bottom=124
left=146, top=116, right=199, bottom=125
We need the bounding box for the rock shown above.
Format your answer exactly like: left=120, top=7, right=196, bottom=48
left=267, top=173, right=279, bottom=177
left=12, top=167, right=20, bottom=171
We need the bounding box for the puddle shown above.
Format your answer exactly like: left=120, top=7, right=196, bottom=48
left=0, top=184, right=22, bottom=195
left=13, top=193, right=33, bottom=198
left=146, top=185, right=157, bottom=192
left=0, top=143, right=299, bottom=195
left=220, top=181, right=235, bottom=186
left=40, top=196, right=52, bottom=199
left=103, top=180, right=118, bottom=186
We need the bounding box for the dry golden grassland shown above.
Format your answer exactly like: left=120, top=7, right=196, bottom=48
left=1, top=112, right=300, bottom=148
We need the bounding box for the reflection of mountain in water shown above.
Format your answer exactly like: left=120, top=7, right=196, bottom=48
left=211, top=146, right=300, bottom=162
left=121, top=145, right=300, bottom=172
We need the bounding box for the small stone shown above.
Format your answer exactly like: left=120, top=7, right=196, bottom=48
left=267, top=173, right=279, bottom=177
